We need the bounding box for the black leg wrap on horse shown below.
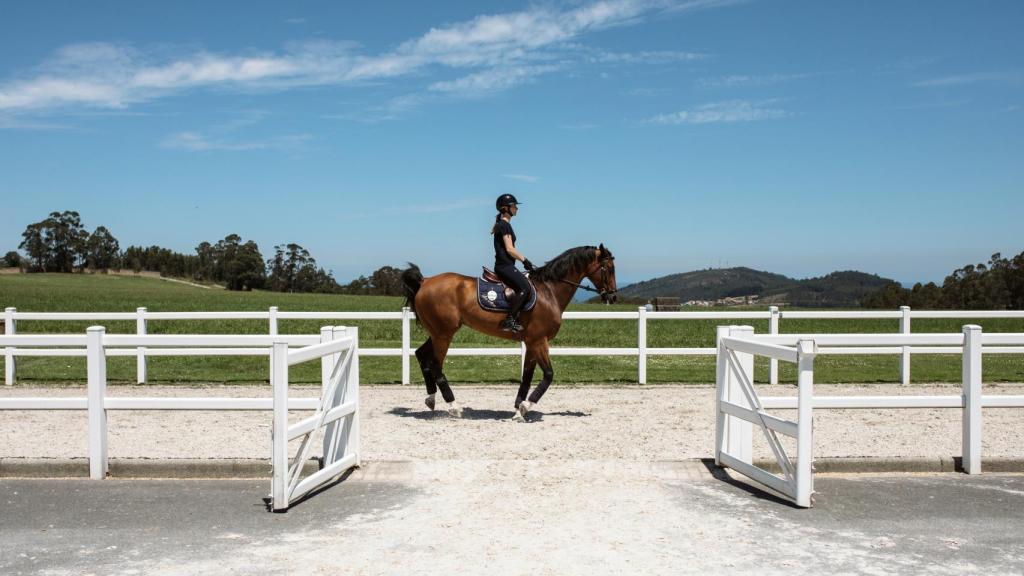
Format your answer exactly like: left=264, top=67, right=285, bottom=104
left=528, top=367, right=554, bottom=404
left=515, top=385, right=529, bottom=408
left=415, top=342, right=438, bottom=394
left=436, top=374, right=455, bottom=403
left=421, top=366, right=438, bottom=395
left=516, top=365, right=536, bottom=407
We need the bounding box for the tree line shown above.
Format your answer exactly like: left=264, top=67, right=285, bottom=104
left=7, top=211, right=404, bottom=295
left=863, top=251, right=1024, bottom=309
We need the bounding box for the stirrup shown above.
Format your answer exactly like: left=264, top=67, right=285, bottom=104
left=500, top=316, right=523, bottom=333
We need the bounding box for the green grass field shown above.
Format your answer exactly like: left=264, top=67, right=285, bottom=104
left=2, top=273, right=1023, bottom=385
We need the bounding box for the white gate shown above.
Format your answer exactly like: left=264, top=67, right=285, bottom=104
left=271, top=326, right=360, bottom=511
left=715, top=326, right=815, bottom=508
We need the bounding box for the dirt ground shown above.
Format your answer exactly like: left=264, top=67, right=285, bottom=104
left=2, top=383, right=1022, bottom=461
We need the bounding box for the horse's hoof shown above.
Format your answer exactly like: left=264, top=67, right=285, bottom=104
left=424, top=395, right=436, bottom=411
left=517, top=401, right=532, bottom=420
left=447, top=402, right=463, bottom=418
left=511, top=411, right=525, bottom=423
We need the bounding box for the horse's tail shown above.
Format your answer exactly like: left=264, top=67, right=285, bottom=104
left=401, top=263, right=424, bottom=319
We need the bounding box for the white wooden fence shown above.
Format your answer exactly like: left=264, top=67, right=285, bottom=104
left=4, top=306, right=1024, bottom=386
left=0, top=325, right=361, bottom=512
left=715, top=324, right=1024, bottom=508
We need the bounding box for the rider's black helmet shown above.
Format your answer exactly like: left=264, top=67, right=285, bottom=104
left=495, top=194, right=521, bottom=211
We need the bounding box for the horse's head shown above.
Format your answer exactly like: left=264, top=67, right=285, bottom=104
left=585, top=244, right=618, bottom=304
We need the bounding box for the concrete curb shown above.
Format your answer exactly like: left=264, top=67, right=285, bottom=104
left=2, top=457, right=1023, bottom=478
left=752, top=456, right=1024, bottom=474
left=0, top=458, right=320, bottom=479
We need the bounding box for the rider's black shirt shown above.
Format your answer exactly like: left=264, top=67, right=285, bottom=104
left=493, top=219, right=516, bottom=268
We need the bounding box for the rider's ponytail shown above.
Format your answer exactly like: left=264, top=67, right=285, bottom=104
left=490, top=208, right=509, bottom=235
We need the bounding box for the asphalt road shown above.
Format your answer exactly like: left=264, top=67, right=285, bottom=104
left=2, top=466, right=1022, bottom=575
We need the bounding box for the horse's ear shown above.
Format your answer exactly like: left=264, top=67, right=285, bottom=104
left=599, top=243, right=607, bottom=257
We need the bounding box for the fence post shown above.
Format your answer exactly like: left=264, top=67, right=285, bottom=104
left=900, top=306, right=911, bottom=385
left=269, top=306, right=279, bottom=337
left=730, top=326, right=755, bottom=464
left=638, top=306, right=647, bottom=384
left=136, top=307, right=147, bottom=384
left=716, top=325, right=754, bottom=466
left=962, top=324, right=982, bottom=474
left=401, top=307, right=411, bottom=385
left=271, top=340, right=289, bottom=511
left=795, top=339, right=816, bottom=508
left=345, top=326, right=360, bottom=467
left=87, top=326, right=108, bottom=480
left=4, top=307, right=15, bottom=386
left=714, top=325, right=730, bottom=466
left=769, top=306, right=780, bottom=385
left=322, top=326, right=345, bottom=466
left=320, top=326, right=335, bottom=394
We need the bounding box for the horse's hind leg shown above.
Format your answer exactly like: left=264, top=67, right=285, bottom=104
left=430, top=336, right=461, bottom=417
left=415, top=339, right=439, bottom=410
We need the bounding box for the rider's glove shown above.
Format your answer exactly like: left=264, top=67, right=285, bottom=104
left=523, top=259, right=536, bottom=272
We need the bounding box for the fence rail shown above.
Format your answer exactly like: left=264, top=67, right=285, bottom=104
left=4, top=306, right=1024, bottom=386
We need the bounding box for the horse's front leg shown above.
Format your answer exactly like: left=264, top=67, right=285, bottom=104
left=512, top=353, right=538, bottom=422
left=517, top=341, right=552, bottom=420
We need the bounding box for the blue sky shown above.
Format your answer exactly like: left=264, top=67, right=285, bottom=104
left=1, top=0, right=1022, bottom=287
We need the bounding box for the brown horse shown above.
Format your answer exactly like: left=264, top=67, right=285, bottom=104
left=401, top=244, right=618, bottom=421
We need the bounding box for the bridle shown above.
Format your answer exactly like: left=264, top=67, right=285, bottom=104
left=560, top=257, right=617, bottom=300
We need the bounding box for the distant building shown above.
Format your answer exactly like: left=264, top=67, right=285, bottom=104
left=683, top=295, right=759, bottom=307
left=652, top=297, right=680, bottom=311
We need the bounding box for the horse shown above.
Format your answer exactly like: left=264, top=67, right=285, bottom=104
left=400, top=244, right=618, bottom=421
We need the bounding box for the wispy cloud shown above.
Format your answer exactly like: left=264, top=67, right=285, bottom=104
left=591, top=50, right=705, bottom=64
left=665, top=0, right=751, bottom=13
left=159, top=109, right=311, bottom=152
left=501, top=173, right=539, bottom=183
left=0, top=1, right=736, bottom=117
left=646, top=99, right=790, bottom=125
left=429, top=64, right=560, bottom=96
left=876, top=57, right=937, bottom=74
left=914, top=71, right=1022, bottom=87
left=325, top=93, right=429, bottom=123
left=161, top=131, right=312, bottom=151
left=697, top=73, right=811, bottom=88
left=891, top=99, right=969, bottom=111
left=0, top=116, right=71, bottom=131
left=626, top=87, right=671, bottom=96
left=285, top=17, right=306, bottom=25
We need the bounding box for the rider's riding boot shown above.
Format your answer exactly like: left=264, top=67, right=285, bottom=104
left=501, top=313, right=523, bottom=333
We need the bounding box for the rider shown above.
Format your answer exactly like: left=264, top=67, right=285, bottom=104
left=491, top=193, right=535, bottom=333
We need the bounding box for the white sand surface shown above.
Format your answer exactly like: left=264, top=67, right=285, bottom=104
left=3, top=383, right=1022, bottom=460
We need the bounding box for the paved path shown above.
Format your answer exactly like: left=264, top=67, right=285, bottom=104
left=2, top=461, right=1023, bottom=575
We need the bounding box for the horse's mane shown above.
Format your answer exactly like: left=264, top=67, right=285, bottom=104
left=530, top=246, right=597, bottom=282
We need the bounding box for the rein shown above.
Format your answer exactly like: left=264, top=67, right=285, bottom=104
left=557, top=258, right=617, bottom=297
left=559, top=278, right=602, bottom=293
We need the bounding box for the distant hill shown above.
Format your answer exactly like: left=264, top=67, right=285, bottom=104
left=615, top=267, right=896, bottom=307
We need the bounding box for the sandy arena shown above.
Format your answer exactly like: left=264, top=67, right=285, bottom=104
left=2, top=383, right=1023, bottom=461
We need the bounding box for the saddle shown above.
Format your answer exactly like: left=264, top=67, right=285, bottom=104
left=477, top=267, right=537, bottom=313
